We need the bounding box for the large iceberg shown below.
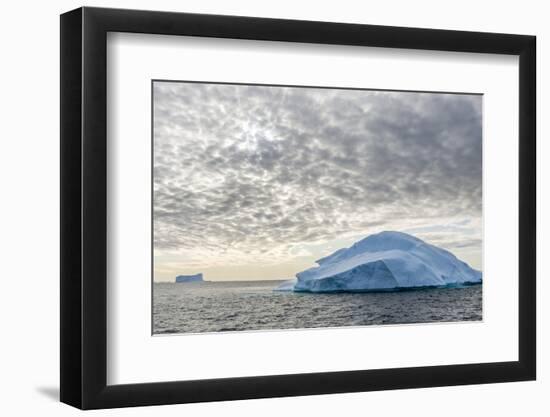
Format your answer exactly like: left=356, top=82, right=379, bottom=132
left=175, top=273, right=204, bottom=283
left=276, top=231, right=481, bottom=293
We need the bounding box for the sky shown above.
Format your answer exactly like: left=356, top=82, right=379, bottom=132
left=153, top=81, right=482, bottom=282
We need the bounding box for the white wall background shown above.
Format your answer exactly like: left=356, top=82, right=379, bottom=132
left=0, top=0, right=545, bottom=415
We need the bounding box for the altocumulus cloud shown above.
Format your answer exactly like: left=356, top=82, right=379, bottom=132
left=153, top=81, right=482, bottom=278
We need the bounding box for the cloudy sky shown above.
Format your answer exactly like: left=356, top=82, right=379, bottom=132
left=153, top=81, right=482, bottom=282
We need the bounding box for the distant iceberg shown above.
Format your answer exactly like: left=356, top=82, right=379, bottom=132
left=276, top=231, right=481, bottom=293
left=175, top=273, right=204, bottom=283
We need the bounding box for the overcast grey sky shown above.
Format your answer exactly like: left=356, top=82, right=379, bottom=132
left=153, top=81, right=482, bottom=282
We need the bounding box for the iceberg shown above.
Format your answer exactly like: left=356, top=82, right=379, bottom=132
left=175, top=273, right=204, bottom=283
left=276, top=231, right=481, bottom=293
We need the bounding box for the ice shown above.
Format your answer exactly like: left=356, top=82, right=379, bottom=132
left=274, top=278, right=297, bottom=291
left=280, top=231, right=481, bottom=293
left=175, top=273, right=204, bottom=283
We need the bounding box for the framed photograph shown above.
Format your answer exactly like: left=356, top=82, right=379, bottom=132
left=60, top=6, right=536, bottom=409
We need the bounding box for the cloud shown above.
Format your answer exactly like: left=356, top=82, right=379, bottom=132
left=153, top=82, right=482, bottom=271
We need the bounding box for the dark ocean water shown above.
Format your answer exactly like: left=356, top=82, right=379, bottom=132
left=153, top=280, right=482, bottom=335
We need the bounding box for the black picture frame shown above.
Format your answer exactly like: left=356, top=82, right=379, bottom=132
left=60, top=6, right=536, bottom=410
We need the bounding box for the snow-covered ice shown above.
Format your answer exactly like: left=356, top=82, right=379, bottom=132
left=275, top=231, right=481, bottom=293
left=175, top=273, right=204, bottom=283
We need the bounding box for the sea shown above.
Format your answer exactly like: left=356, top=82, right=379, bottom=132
left=153, top=280, right=482, bottom=335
